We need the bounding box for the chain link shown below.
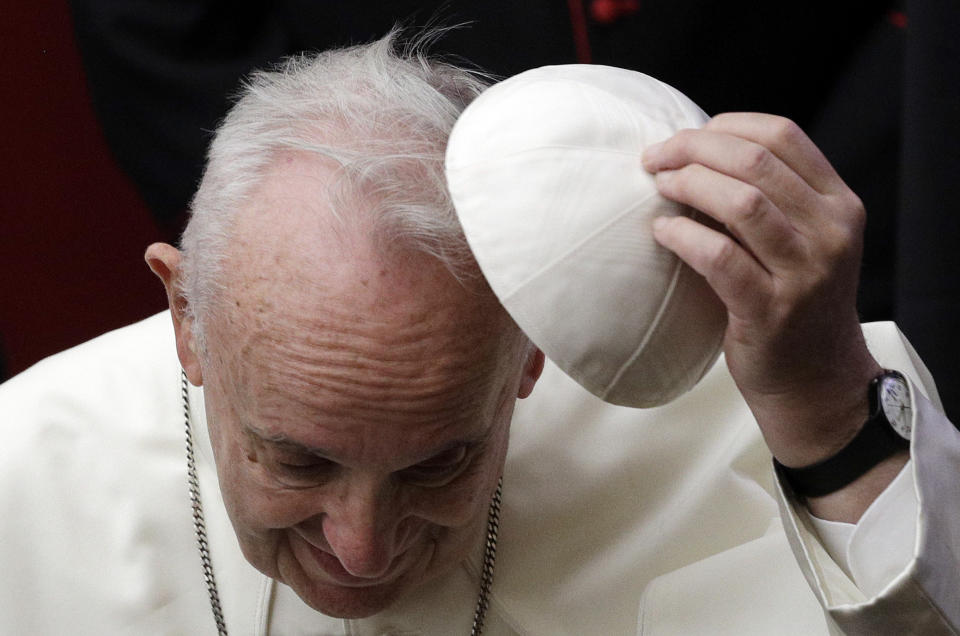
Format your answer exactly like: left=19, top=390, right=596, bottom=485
left=470, top=478, right=502, bottom=636
left=183, top=371, right=229, bottom=636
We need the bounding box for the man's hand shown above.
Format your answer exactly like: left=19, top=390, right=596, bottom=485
left=643, top=113, right=901, bottom=521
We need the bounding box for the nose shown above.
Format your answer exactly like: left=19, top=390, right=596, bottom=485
left=321, top=481, right=403, bottom=579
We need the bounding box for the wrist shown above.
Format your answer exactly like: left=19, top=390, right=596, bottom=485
left=757, top=360, right=884, bottom=468
left=774, top=369, right=913, bottom=519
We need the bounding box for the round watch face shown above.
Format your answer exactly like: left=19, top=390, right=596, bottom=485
left=880, top=373, right=912, bottom=440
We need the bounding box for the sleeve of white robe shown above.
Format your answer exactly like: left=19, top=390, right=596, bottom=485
left=776, top=323, right=960, bottom=635
left=807, top=460, right=916, bottom=596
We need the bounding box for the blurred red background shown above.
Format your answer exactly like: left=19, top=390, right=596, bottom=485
left=0, top=0, right=167, bottom=380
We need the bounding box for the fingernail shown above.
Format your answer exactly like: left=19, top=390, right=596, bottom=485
left=652, top=216, right=670, bottom=233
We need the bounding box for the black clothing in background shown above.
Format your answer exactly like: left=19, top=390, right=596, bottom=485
left=896, top=0, right=960, bottom=422
left=69, top=0, right=958, bottom=419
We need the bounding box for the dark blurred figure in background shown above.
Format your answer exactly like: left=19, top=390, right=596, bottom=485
left=10, top=0, right=955, bottom=416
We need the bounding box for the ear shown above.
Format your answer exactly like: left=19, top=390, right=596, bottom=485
left=517, top=347, right=545, bottom=399
left=145, top=243, right=204, bottom=386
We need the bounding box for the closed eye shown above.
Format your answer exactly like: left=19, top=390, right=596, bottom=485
left=272, top=453, right=337, bottom=485
left=400, top=445, right=470, bottom=486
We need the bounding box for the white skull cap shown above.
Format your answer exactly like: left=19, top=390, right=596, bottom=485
left=445, top=64, right=727, bottom=407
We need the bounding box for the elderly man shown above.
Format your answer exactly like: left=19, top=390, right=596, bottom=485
left=1, top=34, right=957, bottom=635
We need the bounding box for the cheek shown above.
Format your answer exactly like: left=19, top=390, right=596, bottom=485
left=206, top=424, right=317, bottom=533
left=410, top=484, right=485, bottom=529
left=222, top=455, right=327, bottom=531
left=411, top=440, right=508, bottom=528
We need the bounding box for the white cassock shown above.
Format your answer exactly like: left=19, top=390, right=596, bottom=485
left=0, top=313, right=957, bottom=635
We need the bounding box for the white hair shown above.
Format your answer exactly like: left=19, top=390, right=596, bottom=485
left=179, top=29, right=492, bottom=352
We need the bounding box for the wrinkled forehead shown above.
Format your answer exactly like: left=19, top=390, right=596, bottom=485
left=201, top=155, right=521, bottom=427
left=215, top=251, right=516, bottom=383
left=205, top=253, right=520, bottom=448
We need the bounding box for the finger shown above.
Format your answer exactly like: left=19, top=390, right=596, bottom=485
left=655, top=165, right=806, bottom=271
left=703, top=113, right=844, bottom=195
left=652, top=214, right=772, bottom=320
left=643, top=128, right=820, bottom=219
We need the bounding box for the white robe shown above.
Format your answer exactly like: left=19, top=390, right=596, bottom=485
left=0, top=313, right=956, bottom=635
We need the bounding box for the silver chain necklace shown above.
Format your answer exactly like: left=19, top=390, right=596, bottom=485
left=182, top=371, right=501, bottom=636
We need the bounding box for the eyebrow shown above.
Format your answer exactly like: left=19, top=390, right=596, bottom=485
left=244, top=422, right=329, bottom=455
left=241, top=420, right=490, bottom=464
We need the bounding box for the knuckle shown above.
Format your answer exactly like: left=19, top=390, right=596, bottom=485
left=770, top=116, right=804, bottom=145
left=731, top=185, right=766, bottom=221
left=708, top=237, right=738, bottom=272
left=843, top=192, right=867, bottom=229
left=766, top=226, right=800, bottom=258
left=821, top=193, right=866, bottom=256
left=738, top=144, right=772, bottom=177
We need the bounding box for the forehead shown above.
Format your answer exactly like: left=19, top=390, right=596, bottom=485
left=223, top=152, right=485, bottom=312
left=217, top=152, right=509, bottom=348
left=205, top=153, right=518, bottom=459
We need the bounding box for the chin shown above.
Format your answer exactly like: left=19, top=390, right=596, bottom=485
left=293, top=580, right=406, bottom=619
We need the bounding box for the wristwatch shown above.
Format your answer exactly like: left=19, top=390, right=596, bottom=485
left=775, top=370, right=912, bottom=498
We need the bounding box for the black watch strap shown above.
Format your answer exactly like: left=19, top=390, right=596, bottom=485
left=774, top=373, right=910, bottom=498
